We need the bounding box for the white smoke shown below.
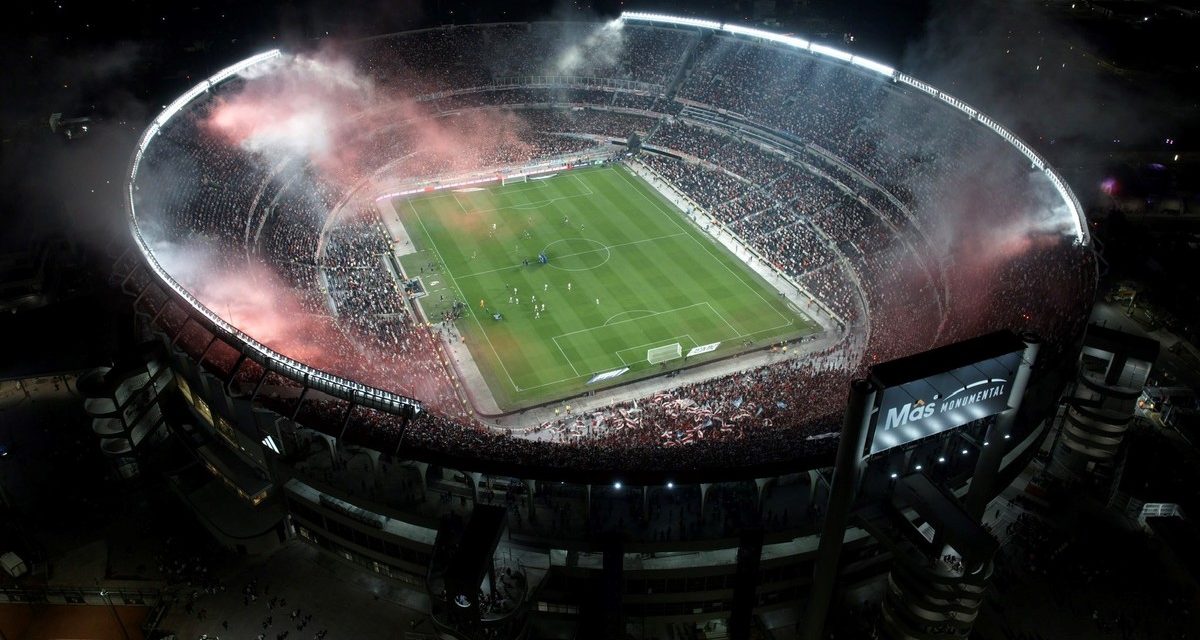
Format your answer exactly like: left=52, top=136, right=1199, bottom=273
left=551, top=19, right=626, bottom=77
left=207, top=53, right=376, bottom=172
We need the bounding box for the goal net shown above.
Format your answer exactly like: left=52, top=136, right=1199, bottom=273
left=502, top=174, right=528, bottom=186
left=647, top=343, right=682, bottom=365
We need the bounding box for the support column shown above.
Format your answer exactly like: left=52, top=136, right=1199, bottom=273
left=807, top=470, right=820, bottom=518
left=754, top=478, right=771, bottom=512
left=468, top=472, right=483, bottom=505
left=321, top=434, right=337, bottom=468
left=525, top=479, right=537, bottom=523
left=800, top=379, right=877, bottom=640
left=360, top=449, right=380, bottom=475
left=965, top=336, right=1040, bottom=521
left=412, top=461, right=429, bottom=494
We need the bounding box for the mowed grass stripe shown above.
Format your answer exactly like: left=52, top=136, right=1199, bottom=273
left=600, top=171, right=767, bottom=337
left=609, top=167, right=804, bottom=336
left=478, top=177, right=600, bottom=386
left=394, top=166, right=818, bottom=410
left=602, top=172, right=747, bottom=317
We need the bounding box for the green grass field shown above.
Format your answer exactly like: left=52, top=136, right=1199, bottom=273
left=393, top=164, right=820, bottom=411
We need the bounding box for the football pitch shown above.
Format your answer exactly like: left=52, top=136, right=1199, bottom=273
left=393, top=164, right=820, bottom=411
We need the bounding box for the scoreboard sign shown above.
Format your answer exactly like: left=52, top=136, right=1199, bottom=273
left=865, top=331, right=1026, bottom=456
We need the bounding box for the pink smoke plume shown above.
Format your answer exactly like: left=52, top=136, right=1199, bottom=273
left=186, top=257, right=459, bottom=411
left=202, top=50, right=537, bottom=190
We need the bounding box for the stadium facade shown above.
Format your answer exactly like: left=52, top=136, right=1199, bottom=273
left=117, top=12, right=1096, bottom=639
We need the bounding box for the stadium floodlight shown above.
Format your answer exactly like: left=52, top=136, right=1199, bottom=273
left=721, top=23, right=895, bottom=77
left=722, top=23, right=810, bottom=50
left=809, top=43, right=854, bottom=63
left=849, top=56, right=895, bottom=77
left=620, top=11, right=722, bottom=31
left=647, top=342, right=682, bottom=365
left=127, top=47, right=430, bottom=421
left=893, top=73, right=1088, bottom=246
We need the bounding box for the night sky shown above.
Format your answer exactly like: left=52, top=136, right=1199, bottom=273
left=0, top=0, right=1195, bottom=303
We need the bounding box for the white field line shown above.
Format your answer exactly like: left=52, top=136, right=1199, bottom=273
left=554, top=301, right=736, bottom=374
left=408, top=199, right=523, bottom=392
left=554, top=302, right=707, bottom=340
left=408, top=169, right=801, bottom=397
left=409, top=172, right=659, bottom=393
left=550, top=335, right=582, bottom=377
left=571, top=173, right=596, bottom=196
left=615, top=334, right=697, bottom=366
left=603, top=309, right=658, bottom=326
left=703, top=301, right=744, bottom=338
left=427, top=179, right=552, bottom=200
left=497, top=180, right=553, bottom=193
left=553, top=306, right=705, bottom=378
left=610, top=166, right=793, bottom=332
left=457, top=232, right=685, bottom=279
left=509, top=176, right=594, bottom=209
left=424, top=173, right=594, bottom=216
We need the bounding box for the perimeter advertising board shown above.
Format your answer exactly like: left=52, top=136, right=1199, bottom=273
left=865, top=331, right=1026, bottom=456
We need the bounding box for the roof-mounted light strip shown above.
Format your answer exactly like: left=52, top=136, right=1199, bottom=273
left=619, top=11, right=1085, bottom=245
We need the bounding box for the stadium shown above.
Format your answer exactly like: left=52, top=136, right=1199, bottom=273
left=113, top=11, right=1097, bottom=638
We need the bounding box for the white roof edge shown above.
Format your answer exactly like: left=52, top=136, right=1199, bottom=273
left=619, top=11, right=1086, bottom=246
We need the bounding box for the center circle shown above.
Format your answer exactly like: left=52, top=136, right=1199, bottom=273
left=542, top=237, right=611, bottom=271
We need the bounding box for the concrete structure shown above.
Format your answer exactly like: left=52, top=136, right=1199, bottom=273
left=1061, top=324, right=1158, bottom=464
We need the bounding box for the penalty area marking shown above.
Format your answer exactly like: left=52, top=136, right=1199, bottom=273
left=432, top=176, right=593, bottom=216
left=550, top=304, right=712, bottom=376
left=615, top=334, right=698, bottom=366
left=603, top=309, right=657, bottom=326
left=456, top=232, right=684, bottom=280
left=407, top=199, right=523, bottom=393
left=611, top=166, right=795, bottom=332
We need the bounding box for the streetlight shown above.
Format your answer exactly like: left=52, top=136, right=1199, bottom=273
left=97, top=585, right=131, bottom=640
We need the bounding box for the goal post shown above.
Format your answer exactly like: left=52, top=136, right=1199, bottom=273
left=647, top=342, right=682, bottom=365
left=502, top=174, right=528, bottom=186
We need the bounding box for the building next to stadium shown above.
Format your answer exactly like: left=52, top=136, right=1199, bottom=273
left=109, top=11, right=1096, bottom=640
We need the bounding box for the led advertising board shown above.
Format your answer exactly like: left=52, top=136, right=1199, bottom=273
left=866, top=331, right=1026, bottom=456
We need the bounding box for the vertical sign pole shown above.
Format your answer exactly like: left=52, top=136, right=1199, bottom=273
left=801, top=378, right=877, bottom=640
left=965, top=336, right=1040, bottom=520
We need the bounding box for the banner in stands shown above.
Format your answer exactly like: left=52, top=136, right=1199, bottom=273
left=865, top=331, right=1025, bottom=456
left=686, top=342, right=721, bottom=358
left=587, top=367, right=629, bottom=385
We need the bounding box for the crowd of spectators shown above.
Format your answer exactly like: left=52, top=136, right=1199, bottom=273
left=517, top=107, right=662, bottom=139
left=353, top=22, right=693, bottom=96
left=133, top=20, right=1096, bottom=474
